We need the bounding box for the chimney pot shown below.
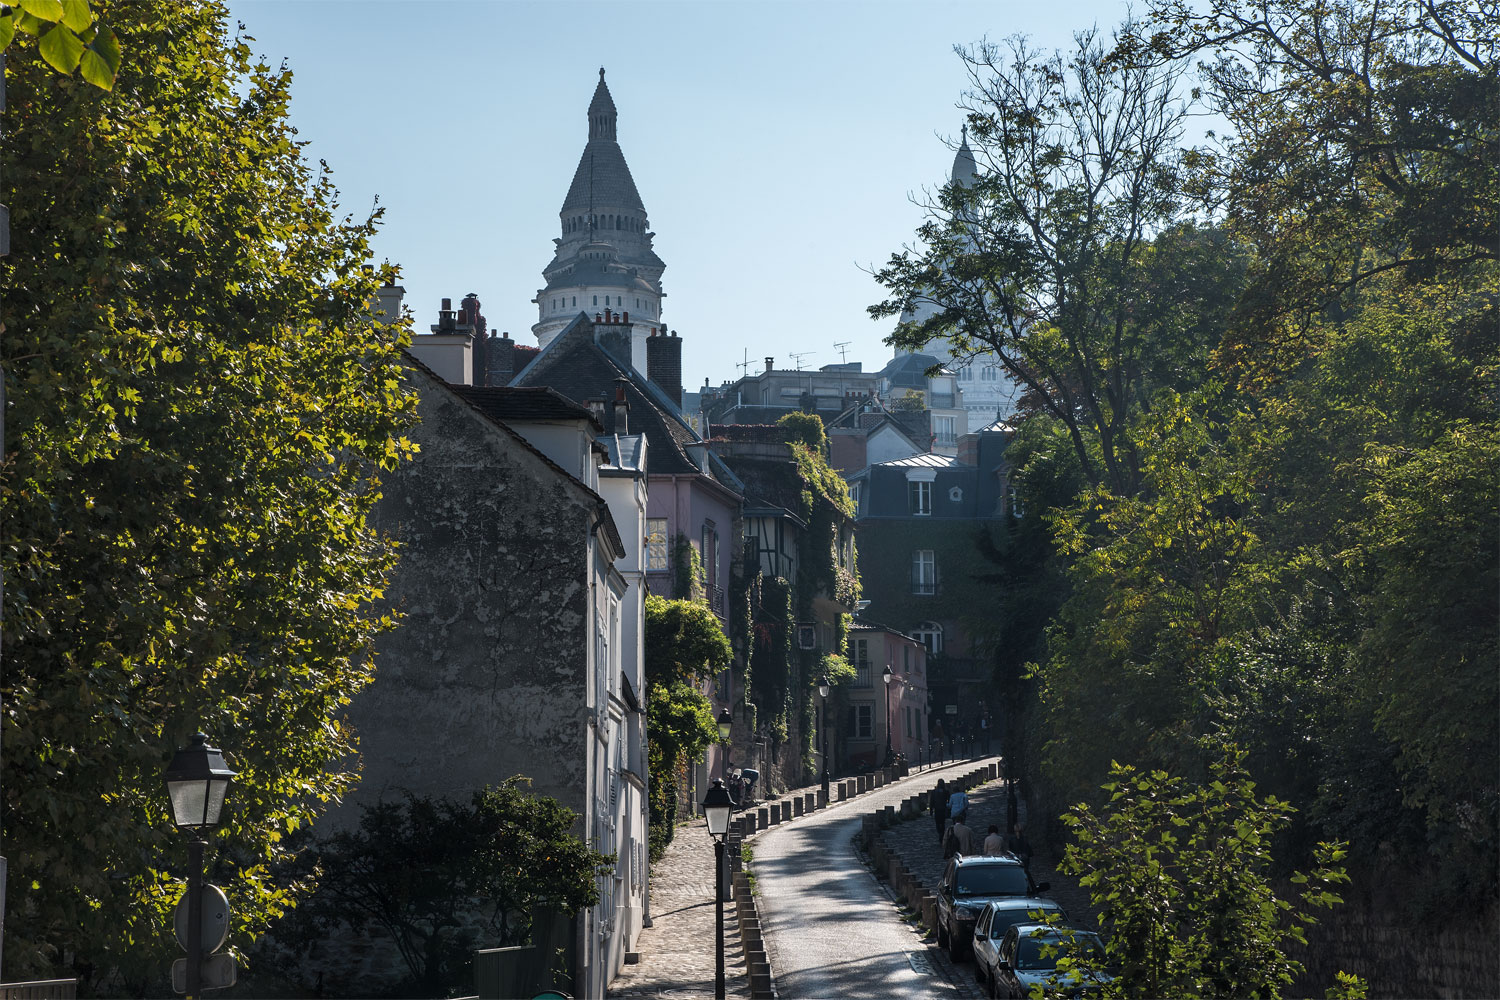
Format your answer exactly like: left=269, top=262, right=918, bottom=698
left=765, top=356, right=775, bottom=373
left=441, top=297, right=452, bottom=311
left=623, top=311, right=629, bottom=323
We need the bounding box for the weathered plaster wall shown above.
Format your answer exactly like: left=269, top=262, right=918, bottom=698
left=337, top=368, right=598, bottom=826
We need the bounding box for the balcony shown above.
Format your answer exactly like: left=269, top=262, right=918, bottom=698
left=708, top=584, right=726, bottom=618
left=910, top=573, right=937, bottom=596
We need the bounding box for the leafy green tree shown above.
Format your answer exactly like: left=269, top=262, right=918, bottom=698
left=1056, top=753, right=1363, bottom=999
left=280, top=780, right=612, bottom=998
left=871, top=29, right=1243, bottom=496
left=1, top=1, right=416, bottom=987
left=644, top=595, right=730, bottom=859
left=0, top=0, right=120, bottom=89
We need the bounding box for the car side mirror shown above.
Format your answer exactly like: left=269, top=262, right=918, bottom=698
left=997, top=960, right=1011, bottom=971
left=1034, top=881, right=1051, bottom=893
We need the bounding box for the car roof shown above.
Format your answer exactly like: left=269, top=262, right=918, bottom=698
left=954, top=853, right=1023, bottom=866
left=983, top=898, right=1060, bottom=911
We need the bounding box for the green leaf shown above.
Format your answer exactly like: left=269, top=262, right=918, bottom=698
left=58, top=0, right=92, bottom=31
left=37, top=22, right=84, bottom=73
left=0, top=14, right=15, bottom=50
left=18, top=0, right=65, bottom=19
left=78, top=42, right=113, bottom=89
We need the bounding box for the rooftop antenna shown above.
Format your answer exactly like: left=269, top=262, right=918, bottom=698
left=833, top=341, right=851, bottom=363
left=735, top=348, right=753, bottom=377
left=789, top=351, right=812, bottom=371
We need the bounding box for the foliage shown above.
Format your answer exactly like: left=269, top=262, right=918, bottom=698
left=1056, top=753, right=1363, bottom=999
left=284, top=781, right=611, bottom=997
left=671, top=531, right=705, bottom=602
left=644, top=594, right=732, bottom=689
left=871, top=28, right=1243, bottom=496
left=643, top=596, right=730, bottom=859
left=1, top=2, right=418, bottom=987
left=776, top=410, right=827, bottom=452
left=1, top=0, right=120, bottom=89
left=646, top=680, right=719, bottom=861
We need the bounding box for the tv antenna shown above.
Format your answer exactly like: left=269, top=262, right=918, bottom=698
left=833, top=341, right=851, bottom=363
left=789, top=351, right=812, bottom=371
left=735, top=348, right=753, bottom=377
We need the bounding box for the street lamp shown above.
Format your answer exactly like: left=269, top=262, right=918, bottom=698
left=882, top=665, right=895, bottom=766
left=165, top=733, right=236, bottom=1000
left=701, top=779, right=734, bottom=1000
left=816, top=675, right=831, bottom=799
left=715, top=707, right=733, bottom=781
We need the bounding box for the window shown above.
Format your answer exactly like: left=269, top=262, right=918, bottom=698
left=646, top=519, right=668, bottom=571
left=572, top=296, right=577, bottom=307
left=909, top=480, right=932, bottom=516
left=948, top=486, right=964, bottom=503
left=958, top=366, right=973, bottom=381
left=982, top=366, right=998, bottom=381
left=934, top=415, right=957, bottom=446
left=855, top=704, right=873, bottom=739
left=913, top=621, right=943, bottom=656
left=593, top=295, right=598, bottom=306
left=853, top=638, right=872, bottom=687
left=912, top=550, right=937, bottom=595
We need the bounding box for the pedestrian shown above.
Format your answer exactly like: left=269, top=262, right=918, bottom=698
left=948, top=786, right=969, bottom=826
left=983, top=823, right=1005, bottom=856
left=932, top=720, right=946, bottom=763
left=1007, top=822, right=1033, bottom=871
left=929, top=779, right=949, bottom=844
left=980, top=713, right=992, bottom=754
left=951, top=817, right=976, bottom=856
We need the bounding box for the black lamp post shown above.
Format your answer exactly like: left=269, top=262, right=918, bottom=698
left=882, top=664, right=895, bottom=766
left=165, top=733, right=236, bottom=1000
left=816, top=675, right=831, bottom=799
left=701, top=779, right=734, bottom=1000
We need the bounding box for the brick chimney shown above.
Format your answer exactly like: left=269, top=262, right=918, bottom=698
left=647, top=329, right=683, bottom=407
left=486, top=331, right=515, bottom=385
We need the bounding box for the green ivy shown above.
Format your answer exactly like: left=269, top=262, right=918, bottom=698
left=671, top=532, right=705, bottom=602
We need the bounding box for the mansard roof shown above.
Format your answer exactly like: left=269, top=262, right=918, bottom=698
left=455, top=385, right=602, bottom=429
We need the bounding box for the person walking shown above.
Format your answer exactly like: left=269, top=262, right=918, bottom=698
left=950, top=817, right=976, bottom=856
left=983, top=823, right=1005, bottom=856
left=929, top=778, right=949, bottom=844
left=947, top=786, right=969, bottom=826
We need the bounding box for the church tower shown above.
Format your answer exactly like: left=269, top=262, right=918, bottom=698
left=533, top=69, right=666, bottom=373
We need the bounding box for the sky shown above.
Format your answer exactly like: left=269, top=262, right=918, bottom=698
left=226, top=0, right=1135, bottom=390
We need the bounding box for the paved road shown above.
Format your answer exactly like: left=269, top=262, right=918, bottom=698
left=752, top=761, right=1000, bottom=999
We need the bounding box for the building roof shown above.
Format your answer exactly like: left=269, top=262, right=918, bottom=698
left=563, top=70, right=645, bottom=214
left=951, top=125, right=978, bottom=187
left=881, top=452, right=963, bottom=469
left=511, top=314, right=740, bottom=494
left=455, top=385, right=602, bottom=428
left=878, top=351, right=946, bottom=386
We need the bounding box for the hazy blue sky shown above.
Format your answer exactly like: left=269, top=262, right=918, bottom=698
left=227, top=0, right=1134, bottom=389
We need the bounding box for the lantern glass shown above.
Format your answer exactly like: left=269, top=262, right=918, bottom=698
left=716, top=709, right=733, bottom=741
left=164, top=733, right=237, bottom=830
left=882, top=665, right=894, bottom=685
left=817, top=675, right=830, bottom=698
left=702, top=779, right=733, bottom=838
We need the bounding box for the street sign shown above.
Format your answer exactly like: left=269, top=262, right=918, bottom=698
left=173, top=884, right=230, bottom=954
left=171, top=954, right=237, bottom=993
left=945, top=704, right=957, bottom=715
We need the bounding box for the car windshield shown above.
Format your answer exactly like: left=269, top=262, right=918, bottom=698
left=988, top=902, right=1059, bottom=937
left=1015, top=931, right=1106, bottom=971
left=954, top=865, right=1029, bottom=896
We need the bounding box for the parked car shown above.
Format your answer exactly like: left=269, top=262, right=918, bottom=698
left=990, top=923, right=1114, bottom=999
left=972, top=897, right=1066, bottom=993
left=935, top=854, right=1051, bottom=960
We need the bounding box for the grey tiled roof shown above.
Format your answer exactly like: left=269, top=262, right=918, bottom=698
left=563, top=143, right=645, bottom=214
left=455, top=385, right=601, bottom=428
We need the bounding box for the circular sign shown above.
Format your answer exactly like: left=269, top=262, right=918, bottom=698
left=173, top=884, right=230, bottom=954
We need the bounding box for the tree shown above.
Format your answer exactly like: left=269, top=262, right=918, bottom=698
left=0, top=0, right=120, bottom=90
left=1, top=2, right=417, bottom=987
left=1056, top=753, right=1363, bottom=998
left=644, top=595, right=730, bottom=859
left=871, top=29, right=1240, bottom=496
left=281, top=781, right=612, bottom=998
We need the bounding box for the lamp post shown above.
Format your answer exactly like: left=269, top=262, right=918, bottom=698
left=816, top=675, right=831, bottom=799
left=701, top=779, right=734, bottom=1000
left=882, top=665, right=895, bottom=766
left=165, top=733, right=236, bottom=1000
left=716, top=707, right=733, bottom=780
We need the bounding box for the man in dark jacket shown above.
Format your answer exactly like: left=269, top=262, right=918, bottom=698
left=929, top=779, right=949, bottom=844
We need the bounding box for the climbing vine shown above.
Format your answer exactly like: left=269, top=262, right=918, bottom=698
left=671, top=532, right=704, bottom=602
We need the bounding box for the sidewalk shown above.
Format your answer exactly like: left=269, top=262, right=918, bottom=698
left=608, top=759, right=978, bottom=997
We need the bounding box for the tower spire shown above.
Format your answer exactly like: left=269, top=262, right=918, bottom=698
left=588, top=66, right=618, bottom=142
